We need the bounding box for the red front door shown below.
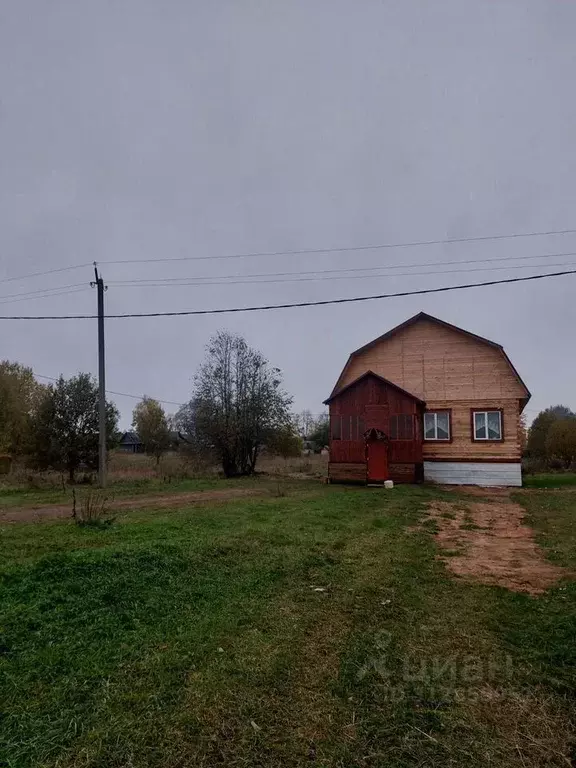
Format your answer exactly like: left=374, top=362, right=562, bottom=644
left=367, top=439, right=388, bottom=482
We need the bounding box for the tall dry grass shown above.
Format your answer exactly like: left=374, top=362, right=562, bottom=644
left=0, top=451, right=327, bottom=492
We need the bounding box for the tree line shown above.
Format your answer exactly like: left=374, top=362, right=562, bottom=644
left=0, top=331, right=328, bottom=482
left=525, top=404, right=576, bottom=469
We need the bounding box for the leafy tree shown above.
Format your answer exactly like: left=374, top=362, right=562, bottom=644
left=526, top=405, right=576, bottom=459
left=191, top=331, right=293, bottom=477
left=132, top=397, right=171, bottom=465
left=28, top=373, right=119, bottom=482
left=548, top=405, right=576, bottom=420
left=546, top=419, right=576, bottom=469
left=266, top=423, right=303, bottom=458
left=0, top=361, right=45, bottom=455
left=309, top=414, right=329, bottom=449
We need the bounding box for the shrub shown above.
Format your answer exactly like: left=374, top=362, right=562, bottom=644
left=521, top=457, right=547, bottom=475
left=546, top=419, right=576, bottom=469
left=73, top=490, right=115, bottom=529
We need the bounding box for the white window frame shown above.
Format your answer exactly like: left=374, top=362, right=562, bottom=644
left=473, top=410, right=503, bottom=441
left=424, top=411, right=451, bottom=441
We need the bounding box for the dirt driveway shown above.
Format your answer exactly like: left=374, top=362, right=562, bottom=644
left=423, top=487, right=567, bottom=595
left=0, top=488, right=265, bottom=523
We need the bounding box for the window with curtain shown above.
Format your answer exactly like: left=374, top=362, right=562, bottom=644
left=423, top=411, right=451, bottom=441
left=473, top=410, right=502, bottom=441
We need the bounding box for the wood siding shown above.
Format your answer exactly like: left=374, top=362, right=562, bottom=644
left=334, top=319, right=524, bottom=462
left=339, top=319, right=527, bottom=402
left=328, top=373, right=423, bottom=483
left=329, top=375, right=422, bottom=465
left=423, top=398, right=521, bottom=461
left=329, top=462, right=419, bottom=484
left=328, top=463, right=366, bottom=483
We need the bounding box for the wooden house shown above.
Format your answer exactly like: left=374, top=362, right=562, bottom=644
left=118, top=431, right=144, bottom=453
left=324, top=312, right=530, bottom=487
left=119, top=430, right=190, bottom=454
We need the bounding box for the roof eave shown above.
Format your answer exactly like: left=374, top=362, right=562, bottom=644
left=324, top=369, right=426, bottom=406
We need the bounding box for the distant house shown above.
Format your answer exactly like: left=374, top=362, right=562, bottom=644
left=119, top=431, right=144, bottom=453
left=325, top=312, right=530, bottom=487
left=119, top=430, right=191, bottom=454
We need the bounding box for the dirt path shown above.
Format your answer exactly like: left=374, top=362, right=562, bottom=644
left=0, top=488, right=265, bottom=523
left=423, top=488, right=566, bottom=595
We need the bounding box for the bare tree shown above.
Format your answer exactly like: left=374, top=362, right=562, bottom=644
left=191, top=331, right=293, bottom=476
left=296, top=410, right=315, bottom=438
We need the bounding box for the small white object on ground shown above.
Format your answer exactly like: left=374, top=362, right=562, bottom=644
left=384, top=480, right=394, bottom=489
left=313, top=587, right=327, bottom=592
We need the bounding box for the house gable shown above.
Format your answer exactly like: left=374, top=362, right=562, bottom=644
left=331, top=312, right=530, bottom=408
left=323, top=370, right=425, bottom=406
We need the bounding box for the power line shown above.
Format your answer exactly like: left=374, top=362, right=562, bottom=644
left=97, top=226, right=576, bottom=265
left=107, top=258, right=576, bottom=289
left=1, top=268, right=574, bottom=320
left=7, top=250, right=573, bottom=303
left=34, top=374, right=185, bottom=408
left=0, top=263, right=91, bottom=286
left=0, top=287, right=90, bottom=306
left=2, top=227, right=576, bottom=286
left=0, top=282, right=87, bottom=300
left=106, top=249, right=576, bottom=285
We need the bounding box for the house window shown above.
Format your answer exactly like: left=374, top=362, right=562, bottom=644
left=330, top=415, right=365, bottom=441
left=341, top=415, right=351, bottom=441
left=424, top=411, right=450, bottom=441
left=473, top=410, right=502, bottom=441
left=390, top=414, right=414, bottom=440
left=330, top=415, right=342, bottom=440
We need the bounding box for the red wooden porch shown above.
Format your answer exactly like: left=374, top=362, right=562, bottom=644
left=324, top=371, right=425, bottom=485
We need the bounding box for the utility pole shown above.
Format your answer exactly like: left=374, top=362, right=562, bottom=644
left=93, top=264, right=107, bottom=488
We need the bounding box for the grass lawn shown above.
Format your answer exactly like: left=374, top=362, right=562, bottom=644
left=0, top=476, right=248, bottom=509
left=523, top=472, right=576, bottom=489
left=0, top=480, right=574, bottom=767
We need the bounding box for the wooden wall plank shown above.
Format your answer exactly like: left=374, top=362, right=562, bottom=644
left=338, top=319, right=526, bottom=402
left=423, top=398, right=520, bottom=461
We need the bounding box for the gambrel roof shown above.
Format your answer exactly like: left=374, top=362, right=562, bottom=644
left=329, top=312, right=531, bottom=406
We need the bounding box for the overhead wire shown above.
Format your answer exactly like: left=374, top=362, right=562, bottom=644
left=33, top=374, right=185, bottom=408
left=106, top=249, right=576, bottom=285
left=0, top=282, right=87, bottom=300
left=2, top=225, right=576, bottom=285
left=0, top=287, right=92, bottom=305
left=4, top=250, right=576, bottom=303
left=0, top=268, right=574, bottom=319
left=97, top=226, right=576, bottom=265
left=107, top=258, right=576, bottom=289
left=0, top=263, right=92, bottom=286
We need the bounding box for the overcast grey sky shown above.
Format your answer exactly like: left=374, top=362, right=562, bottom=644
left=1, top=1, right=575, bottom=429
